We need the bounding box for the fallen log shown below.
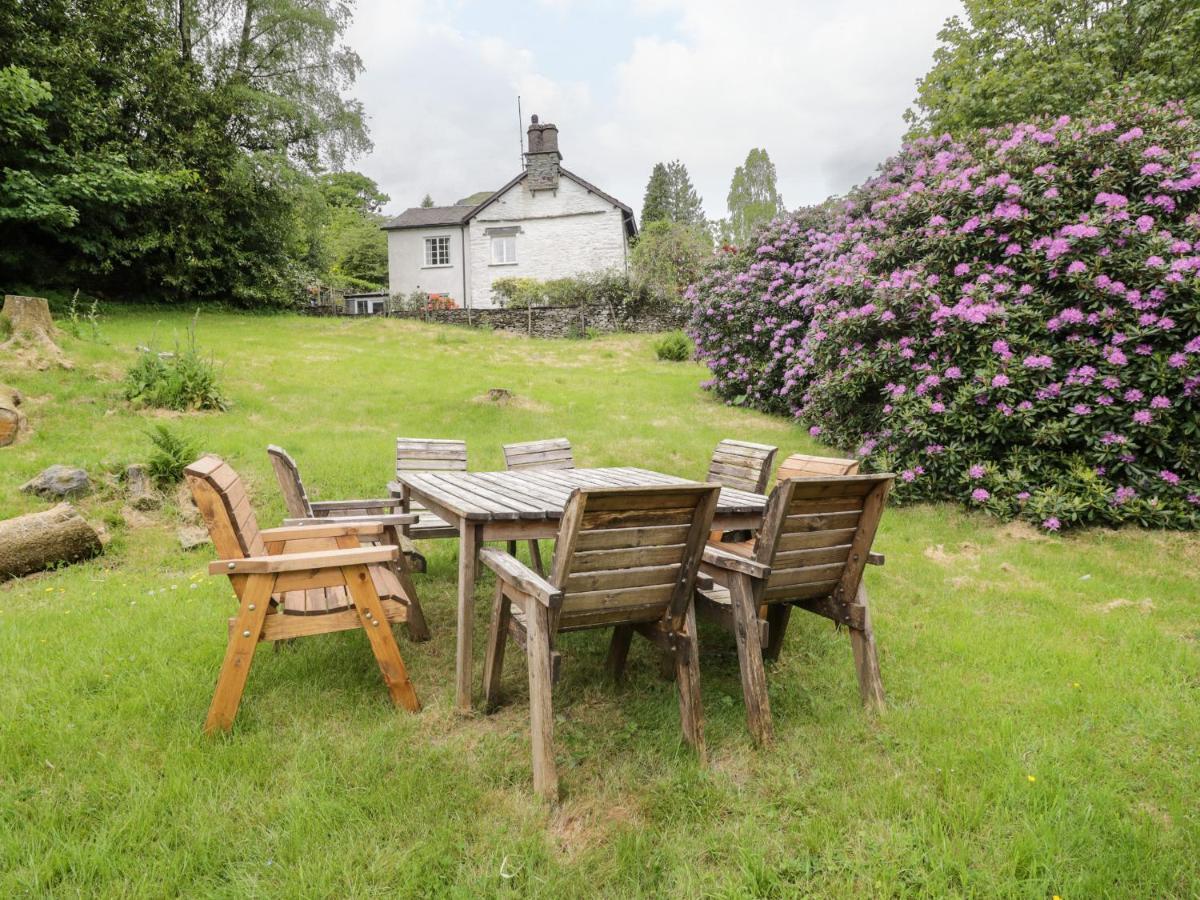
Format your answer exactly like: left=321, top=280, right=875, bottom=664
left=0, top=384, right=26, bottom=447
left=0, top=503, right=102, bottom=579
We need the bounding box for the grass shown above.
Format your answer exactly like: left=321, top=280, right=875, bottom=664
left=2, top=307, right=1198, bottom=897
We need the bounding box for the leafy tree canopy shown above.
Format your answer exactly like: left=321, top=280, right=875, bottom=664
left=725, top=148, right=784, bottom=247
left=907, top=0, right=1200, bottom=135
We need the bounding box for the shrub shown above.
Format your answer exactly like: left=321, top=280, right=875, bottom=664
left=690, top=96, right=1200, bottom=530
left=491, top=271, right=663, bottom=321
left=145, top=423, right=199, bottom=489
left=654, top=331, right=692, bottom=361
left=125, top=314, right=228, bottom=411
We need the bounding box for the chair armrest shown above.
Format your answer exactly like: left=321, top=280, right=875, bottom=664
left=209, top=545, right=398, bottom=575
left=702, top=543, right=770, bottom=579
left=867, top=552, right=885, bottom=567
left=310, top=499, right=399, bottom=513
left=260, top=522, right=384, bottom=543
left=281, top=514, right=418, bottom=528
left=479, top=547, right=563, bottom=608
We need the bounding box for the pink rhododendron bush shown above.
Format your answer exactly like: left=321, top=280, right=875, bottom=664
left=690, top=98, right=1200, bottom=530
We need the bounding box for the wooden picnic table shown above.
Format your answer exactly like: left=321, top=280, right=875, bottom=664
left=388, top=466, right=767, bottom=711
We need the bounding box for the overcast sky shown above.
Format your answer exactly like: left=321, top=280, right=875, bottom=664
left=346, top=0, right=964, bottom=221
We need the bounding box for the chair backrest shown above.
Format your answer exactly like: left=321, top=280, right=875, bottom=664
left=707, top=439, right=778, bottom=493
left=750, top=474, right=892, bottom=604
left=184, top=455, right=266, bottom=560
left=548, top=484, right=719, bottom=631
left=395, top=437, right=467, bottom=474
left=266, top=444, right=313, bottom=518
left=775, top=452, right=860, bottom=482
left=503, top=437, right=574, bottom=471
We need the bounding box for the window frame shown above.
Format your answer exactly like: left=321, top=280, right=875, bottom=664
left=423, top=235, right=452, bottom=268
left=490, top=234, right=517, bottom=266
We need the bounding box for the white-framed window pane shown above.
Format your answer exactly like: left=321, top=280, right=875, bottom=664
left=425, top=236, right=450, bottom=266
left=491, top=235, right=516, bottom=264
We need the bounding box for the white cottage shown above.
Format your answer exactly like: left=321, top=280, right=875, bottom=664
left=383, top=116, right=637, bottom=309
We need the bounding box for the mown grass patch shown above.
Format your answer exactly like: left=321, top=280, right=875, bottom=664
left=1, top=308, right=1198, bottom=896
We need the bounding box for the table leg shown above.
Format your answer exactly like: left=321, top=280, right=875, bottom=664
left=455, top=519, right=479, bottom=711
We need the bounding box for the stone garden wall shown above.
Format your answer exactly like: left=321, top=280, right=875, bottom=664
left=389, top=303, right=687, bottom=338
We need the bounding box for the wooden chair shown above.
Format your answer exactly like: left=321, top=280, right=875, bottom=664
left=706, top=439, right=777, bottom=543
left=707, top=439, right=778, bottom=493
left=267, top=444, right=430, bottom=641
left=393, top=438, right=468, bottom=568
left=500, top=437, right=575, bottom=575
left=775, top=452, right=860, bottom=482
left=479, top=483, right=719, bottom=800
left=186, top=455, right=421, bottom=733
left=695, top=474, right=893, bottom=744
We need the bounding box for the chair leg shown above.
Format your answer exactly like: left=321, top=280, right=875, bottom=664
left=673, top=603, right=706, bottom=760
left=386, top=527, right=430, bottom=642
left=728, top=576, right=774, bottom=745
left=527, top=540, right=544, bottom=576
left=507, top=540, right=518, bottom=557
left=344, top=564, right=421, bottom=713
left=482, top=581, right=511, bottom=710
left=205, top=573, right=275, bottom=734
left=605, top=624, right=634, bottom=683
left=764, top=603, right=791, bottom=663
left=525, top=600, right=559, bottom=801
left=849, top=583, right=885, bottom=711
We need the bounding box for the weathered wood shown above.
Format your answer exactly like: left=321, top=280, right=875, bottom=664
left=483, top=581, right=511, bottom=709
left=707, top=439, right=777, bottom=494
left=0, top=503, right=102, bottom=579
left=605, top=624, right=634, bottom=682
left=0, top=384, right=27, bottom=447
left=776, top=453, right=860, bottom=481
left=673, top=602, right=706, bottom=760
left=693, top=473, right=894, bottom=736
left=455, top=519, right=479, bottom=711
left=525, top=599, right=559, bottom=800
left=728, top=575, right=773, bottom=744
left=503, top=437, right=575, bottom=471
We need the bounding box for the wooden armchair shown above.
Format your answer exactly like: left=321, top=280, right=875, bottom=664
left=186, top=455, right=421, bottom=733
left=387, top=438, right=468, bottom=554
left=706, top=439, right=777, bottom=542
left=479, top=483, right=719, bottom=800
left=695, top=474, right=893, bottom=744
left=500, top=437, right=575, bottom=575
left=707, top=439, right=778, bottom=493
left=775, top=452, right=860, bottom=481
left=267, top=445, right=429, bottom=640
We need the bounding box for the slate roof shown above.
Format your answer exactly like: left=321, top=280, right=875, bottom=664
left=381, top=204, right=475, bottom=230
left=381, top=169, right=637, bottom=238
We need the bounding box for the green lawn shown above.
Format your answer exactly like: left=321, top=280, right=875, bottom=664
left=2, top=308, right=1198, bottom=897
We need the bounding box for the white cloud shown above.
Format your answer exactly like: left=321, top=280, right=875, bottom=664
left=347, top=0, right=962, bottom=219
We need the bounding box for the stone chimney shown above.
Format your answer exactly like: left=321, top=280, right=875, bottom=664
left=524, top=114, right=561, bottom=191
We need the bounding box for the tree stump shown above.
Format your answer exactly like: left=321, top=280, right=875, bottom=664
left=1, top=295, right=72, bottom=370
left=0, top=384, right=26, bottom=447
left=0, top=503, right=102, bottom=579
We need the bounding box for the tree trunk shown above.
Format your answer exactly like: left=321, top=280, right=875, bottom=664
left=0, top=384, right=26, bottom=447
left=1, top=295, right=71, bottom=370
left=0, top=503, right=102, bottom=579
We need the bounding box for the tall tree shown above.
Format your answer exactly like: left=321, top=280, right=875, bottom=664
left=907, top=0, right=1200, bottom=135
left=663, top=160, right=705, bottom=227
left=164, top=0, right=370, bottom=169
left=419, top=193, right=434, bottom=208
left=725, top=148, right=783, bottom=247
left=640, top=162, right=671, bottom=227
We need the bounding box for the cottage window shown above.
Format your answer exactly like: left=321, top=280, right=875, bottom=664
left=424, top=236, right=451, bottom=266
left=491, top=235, right=517, bottom=265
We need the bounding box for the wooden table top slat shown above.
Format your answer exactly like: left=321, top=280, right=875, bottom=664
left=395, top=467, right=767, bottom=522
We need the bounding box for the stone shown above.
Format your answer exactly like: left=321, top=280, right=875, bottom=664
left=121, top=506, right=155, bottom=530
left=175, top=482, right=201, bottom=523
left=178, top=525, right=210, bottom=551
left=124, top=464, right=160, bottom=510
left=20, top=465, right=91, bottom=500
